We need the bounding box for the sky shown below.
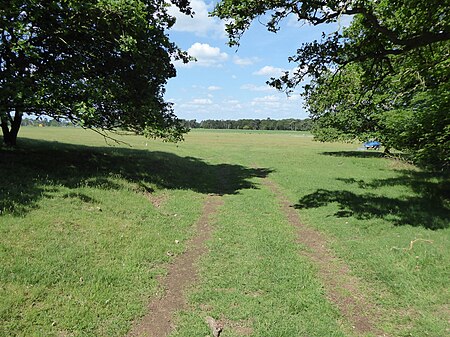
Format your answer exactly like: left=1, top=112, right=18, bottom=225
left=165, top=0, right=349, bottom=121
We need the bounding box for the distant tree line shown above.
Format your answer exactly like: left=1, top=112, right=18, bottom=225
left=21, top=118, right=72, bottom=127
left=181, top=118, right=313, bottom=131
left=21, top=117, right=313, bottom=132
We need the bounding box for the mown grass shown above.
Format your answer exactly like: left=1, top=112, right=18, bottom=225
left=259, top=146, right=449, bottom=336
left=170, top=130, right=449, bottom=336
left=0, top=128, right=268, bottom=336
left=1, top=127, right=449, bottom=336
left=172, top=184, right=345, bottom=337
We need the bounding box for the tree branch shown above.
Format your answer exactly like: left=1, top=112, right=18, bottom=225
left=359, top=7, right=450, bottom=48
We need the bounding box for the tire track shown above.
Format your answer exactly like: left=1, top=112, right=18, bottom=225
left=262, top=178, right=386, bottom=337
left=127, top=194, right=223, bottom=337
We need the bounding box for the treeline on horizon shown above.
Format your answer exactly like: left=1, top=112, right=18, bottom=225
left=22, top=117, right=313, bottom=132
left=21, top=118, right=72, bottom=127
left=182, top=118, right=313, bottom=131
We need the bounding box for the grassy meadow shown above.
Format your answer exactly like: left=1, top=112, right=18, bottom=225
left=1, top=127, right=449, bottom=336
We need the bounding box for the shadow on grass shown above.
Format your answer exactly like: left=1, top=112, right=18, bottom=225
left=295, top=171, right=449, bottom=230
left=321, top=151, right=385, bottom=159
left=0, top=138, right=273, bottom=216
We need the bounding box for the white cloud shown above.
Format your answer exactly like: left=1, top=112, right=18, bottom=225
left=287, top=94, right=302, bottom=101
left=253, top=65, right=286, bottom=77
left=233, top=56, right=260, bottom=66
left=252, top=95, right=281, bottom=104
left=185, top=42, right=229, bottom=67
left=250, top=94, right=304, bottom=115
left=240, top=84, right=275, bottom=92
left=168, top=0, right=225, bottom=38
left=223, top=99, right=243, bottom=109
left=173, top=94, right=308, bottom=120
left=166, top=97, right=180, bottom=103
left=190, top=98, right=213, bottom=105
left=208, top=85, right=222, bottom=91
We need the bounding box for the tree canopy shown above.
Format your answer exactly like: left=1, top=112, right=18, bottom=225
left=214, top=0, right=450, bottom=170
left=1, top=0, right=192, bottom=145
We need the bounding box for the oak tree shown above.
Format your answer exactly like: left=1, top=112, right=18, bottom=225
left=1, top=0, right=192, bottom=145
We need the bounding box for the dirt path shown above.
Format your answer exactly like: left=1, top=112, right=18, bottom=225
left=127, top=195, right=223, bottom=337
left=127, top=171, right=384, bottom=336
left=263, top=179, right=385, bottom=337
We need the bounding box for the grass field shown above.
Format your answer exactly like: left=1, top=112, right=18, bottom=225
left=1, top=127, right=449, bottom=336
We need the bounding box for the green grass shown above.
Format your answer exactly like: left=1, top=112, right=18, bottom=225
left=0, top=130, right=211, bottom=336
left=172, top=185, right=344, bottom=337
left=1, top=127, right=448, bottom=336
left=229, top=136, right=449, bottom=336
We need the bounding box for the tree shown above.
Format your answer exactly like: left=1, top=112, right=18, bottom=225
left=305, top=13, right=449, bottom=169
left=1, top=0, right=192, bottom=146
left=213, top=0, right=450, bottom=170
left=214, top=0, right=448, bottom=81
left=306, top=46, right=450, bottom=169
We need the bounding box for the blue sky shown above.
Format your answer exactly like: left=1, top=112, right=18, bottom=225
left=166, top=0, right=349, bottom=121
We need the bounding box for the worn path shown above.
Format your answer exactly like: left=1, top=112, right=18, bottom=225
left=128, top=174, right=385, bottom=337
left=263, top=178, right=385, bottom=336
left=127, top=195, right=223, bottom=337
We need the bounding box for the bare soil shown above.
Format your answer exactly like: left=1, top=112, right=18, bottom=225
left=127, top=195, right=223, bottom=337
left=143, top=191, right=167, bottom=209
left=263, top=179, right=386, bottom=337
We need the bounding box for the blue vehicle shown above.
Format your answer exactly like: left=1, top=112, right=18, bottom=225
left=363, top=141, right=381, bottom=150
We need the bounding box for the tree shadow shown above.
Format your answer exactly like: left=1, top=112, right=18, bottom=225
left=321, top=151, right=385, bottom=159
left=0, top=138, right=273, bottom=216
left=336, top=171, right=450, bottom=200
left=294, top=170, right=449, bottom=230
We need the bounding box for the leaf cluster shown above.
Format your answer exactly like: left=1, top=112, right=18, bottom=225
left=214, top=0, right=449, bottom=76
left=1, top=0, right=191, bottom=141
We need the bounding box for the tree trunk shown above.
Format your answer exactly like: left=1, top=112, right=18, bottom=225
left=1, top=110, right=23, bottom=146
left=1, top=115, right=11, bottom=145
